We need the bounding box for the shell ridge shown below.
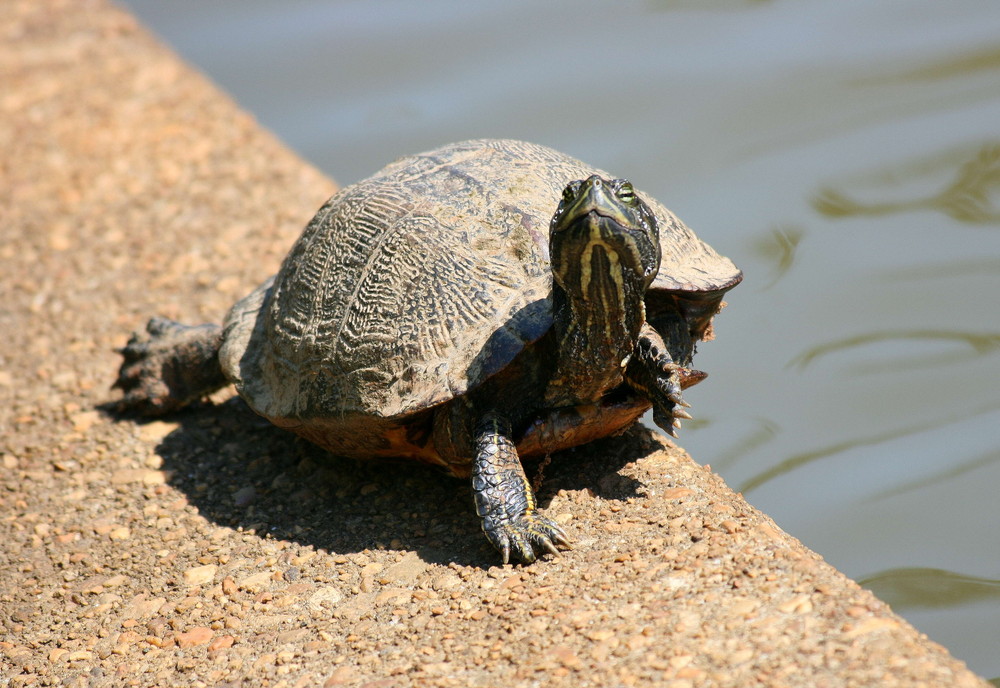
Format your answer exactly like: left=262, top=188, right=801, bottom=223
left=328, top=186, right=415, bottom=362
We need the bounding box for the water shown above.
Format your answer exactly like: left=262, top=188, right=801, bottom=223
left=120, top=0, right=1000, bottom=678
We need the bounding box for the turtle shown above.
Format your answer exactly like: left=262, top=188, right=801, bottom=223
left=114, top=139, right=741, bottom=564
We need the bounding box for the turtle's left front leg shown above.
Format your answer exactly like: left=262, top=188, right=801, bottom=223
left=624, top=322, right=696, bottom=437
left=471, top=414, right=570, bottom=564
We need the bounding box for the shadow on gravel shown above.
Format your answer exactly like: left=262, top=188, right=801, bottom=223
left=105, top=397, right=655, bottom=568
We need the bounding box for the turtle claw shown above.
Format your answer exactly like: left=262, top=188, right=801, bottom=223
left=650, top=367, right=694, bottom=437
left=112, top=318, right=225, bottom=416
left=540, top=537, right=563, bottom=558
left=667, top=390, right=691, bottom=408
left=653, top=403, right=687, bottom=439
left=625, top=325, right=705, bottom=439
left=486, top=512, right=571, bottom=565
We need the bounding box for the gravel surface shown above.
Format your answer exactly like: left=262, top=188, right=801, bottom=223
left=1, top=2, right=990, bottom=686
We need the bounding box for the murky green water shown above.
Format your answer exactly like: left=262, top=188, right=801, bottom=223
left=121, top=0, right=1000, bottom=678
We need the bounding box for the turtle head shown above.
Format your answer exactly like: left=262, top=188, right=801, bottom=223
left=549, top=175, right=661, bottom=299
left=545, top=175, right=662, bottom=405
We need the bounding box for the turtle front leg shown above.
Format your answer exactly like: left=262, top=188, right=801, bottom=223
left=471, top=415, right=570, bottom=564
left=624, top=322, right=697, bottom=437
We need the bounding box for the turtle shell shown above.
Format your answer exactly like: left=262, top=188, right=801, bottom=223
left=219, top=139, right=740, bottom=442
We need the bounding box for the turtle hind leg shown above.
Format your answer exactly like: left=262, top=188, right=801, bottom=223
left=113, top=317, right=227, bottom=416
left=471, top=414, right=571, bottom=564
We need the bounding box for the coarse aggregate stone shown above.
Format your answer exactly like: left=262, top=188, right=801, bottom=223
left=0, top=1, right=991, bottom=686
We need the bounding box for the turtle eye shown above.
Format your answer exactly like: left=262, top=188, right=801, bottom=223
left=562, top=181, right=582, bottom=203
left=616, top=181, right=637, bottom=205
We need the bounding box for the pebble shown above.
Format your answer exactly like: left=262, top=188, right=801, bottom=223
left=777, top=594, right=814, bottom=615
left=276, top=628, right=309, bottom=644
left=729, top=649, right=755, bottom=664
left=843, top=617, right=900, bottom=639
left=662, top=487, right=695, bottom=500
left=70, top=410, right=101, bottom=433
left=108, top=526, right=131, bottom=541
left=216, top=636, right=240, bottom=654
left=138, top=421, right=177, bottom=443
left=233, top=486, right=257, bottom=507
left=726, top=598, right=760, bottom=618
left=324, top=666, right=357, bottom=685
left=123, top=594, right=166, bottom=619
left=307, top=586, right=344, bottom=611
left=237, top=571, right=274, bottom=593
left=377, top=552, right=426, bottom=584
left=175, top=627, right=214, bottom=648
left=110, top=468, right=167, bottom=485
left=375, top=588, right=410, bottom=606
left=183, top=564, right=218, bottom=586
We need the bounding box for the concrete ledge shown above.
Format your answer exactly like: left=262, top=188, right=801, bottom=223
left=0, top=1, right=988, bottom=686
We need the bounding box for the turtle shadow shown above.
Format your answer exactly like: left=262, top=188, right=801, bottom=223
left=111, top=397, right=654, bottom=569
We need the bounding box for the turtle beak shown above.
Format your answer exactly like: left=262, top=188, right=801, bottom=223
left=557, top=176, right=633, bottom=228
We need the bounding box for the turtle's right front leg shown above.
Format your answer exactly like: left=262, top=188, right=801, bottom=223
left=471, top=415, right=570, bottom=564
left=624, top=322, right=698, bottom=437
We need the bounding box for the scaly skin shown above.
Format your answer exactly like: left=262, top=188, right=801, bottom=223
left=113, top=317, right=226, bottom=415
left=471, top=415, right=570, bottom=564
left=624, top=322, right=694, bottom=437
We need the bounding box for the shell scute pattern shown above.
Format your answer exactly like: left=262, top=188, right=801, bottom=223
left=223, top=139, right=740, bottom=432
left=260, top=143, right=580, bottom=420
